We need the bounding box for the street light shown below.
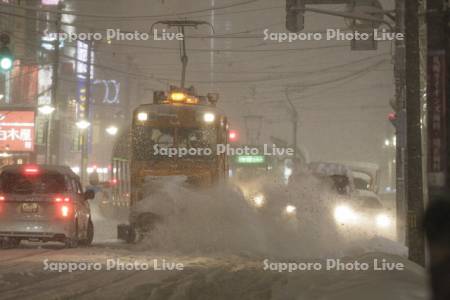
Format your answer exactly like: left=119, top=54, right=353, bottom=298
left=76, top=119, right=91, bottom=130
left=38, top=105, right=55, bottom=115
left=106, top=125, right=118, bottom=136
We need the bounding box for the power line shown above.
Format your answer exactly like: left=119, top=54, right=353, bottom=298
left=227, top=59, right=389, bottom=105
left=0, top=0, right=262, bottom=20
left=0, top=12, right=361, bottom=54
left=178, top=58, right=389, bottom=84
left=70, top=4, right=282, bottom=23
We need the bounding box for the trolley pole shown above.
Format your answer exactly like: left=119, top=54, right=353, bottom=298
left=284, top=88, right=299, bottom=158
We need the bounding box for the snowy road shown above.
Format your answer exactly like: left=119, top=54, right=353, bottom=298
left=0, top=182, right=430, bottom=299
left=0, top=241, right=429, bottom=300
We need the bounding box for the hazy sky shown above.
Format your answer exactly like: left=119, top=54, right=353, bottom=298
left=73, top=0, right=396, bottom=166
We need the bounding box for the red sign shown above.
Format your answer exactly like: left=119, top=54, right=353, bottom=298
left=427, top=51, right=447, bottom=187
left=0, top=111, right=35, bottom=152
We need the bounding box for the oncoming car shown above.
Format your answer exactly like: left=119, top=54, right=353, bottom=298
left=333, top=190, right=395, bottom=238
left=307, top=162, right=394, bottom=237
left=0, top=165, right=95, bottom=248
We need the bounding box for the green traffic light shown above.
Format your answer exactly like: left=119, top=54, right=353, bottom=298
left=0, top=47, right=14, bottom=71
left=0, top=57, right=13, bottom=71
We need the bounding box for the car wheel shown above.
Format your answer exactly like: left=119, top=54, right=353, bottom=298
left=65, top=221, right=79, bottom=248
left=80, top=219, right=94, bottom=247
left=125, top=223, right=138, bottom=244
left=0, top=238, right=21, bottom=249
left=9, top=238, right=21, bottom=248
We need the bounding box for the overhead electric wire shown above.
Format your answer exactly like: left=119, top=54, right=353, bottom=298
left=1, top=13, right=392, bottom=88
left=69, top=3, right=282, bottom=23
left=143, top=52, right=389, bottom=80
left=246, top=60, right=389, bottom=105
left=1, top=27, right=344, bottom=76
left=0, top=0, right=262, bottom=20
left=175, top=58, right=389, bottom=84
left=0, top=12, right=362, bottom=54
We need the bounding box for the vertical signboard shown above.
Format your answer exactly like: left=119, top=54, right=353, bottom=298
left=427, top=51, right=447, bottom=188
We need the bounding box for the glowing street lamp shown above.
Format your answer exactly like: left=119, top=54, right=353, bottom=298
left=76, top=119, right=91, bottom=130
left=106, top=125, right=118, bottom=136
left=38, top=105, right=56, bottom=115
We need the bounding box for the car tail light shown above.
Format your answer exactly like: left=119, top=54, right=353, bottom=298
left=54, top=196, right=71, bottom=203
left=23, top=165, right=40, bottom=175
left=56, top=203, right=73, bottom=218
left=60, top=205, right=71, bottom=218
left=54, top=196, right=72, bottom=218
left=0, top=195, right=4, bottom=213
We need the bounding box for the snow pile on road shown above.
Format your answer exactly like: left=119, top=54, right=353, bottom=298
left=137, top=177, right=268, bottom=255
left=131, top=253, right=427, bottom=300
left=135, top=174, right=406, bottom=259
left=90, top=198, right=123, bottom=243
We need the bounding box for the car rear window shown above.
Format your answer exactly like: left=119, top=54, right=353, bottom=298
left=0, top=171, right=67, bottom=194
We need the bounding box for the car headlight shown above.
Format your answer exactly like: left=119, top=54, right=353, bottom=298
left=375, top=213, right=391, bottom=228
left=334, top=205, right=358, bottom=224
left=137, top=112, right=148, bottom=121
left=251, top=194, right=265, bottom=208
left=285, top=204, right=297, bottom=215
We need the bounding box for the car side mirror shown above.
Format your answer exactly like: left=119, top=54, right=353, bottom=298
left=84, top=190, right=95, bottom=200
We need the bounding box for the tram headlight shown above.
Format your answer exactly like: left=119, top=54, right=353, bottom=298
left=137, top=112, right=148, bottom=121
left=203, top=112, right=215, bottom=123
left=251, top=193, right=265, bottom=208
left=285, top=204, right=297, bottom=215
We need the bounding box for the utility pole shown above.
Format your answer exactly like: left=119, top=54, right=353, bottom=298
left=80, top=38, right=93, bottom=184
left=126, top=55, right=132, bottom=119
left=285, top=88, right=299, bottom=158
left=47, top=2, right=62, bottom=164
left=393, top=0, right=407, bottom=245
left=405, top=0, right=426, bottom=266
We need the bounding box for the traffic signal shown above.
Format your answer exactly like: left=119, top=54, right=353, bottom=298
left=286, top=0, right=305, bottom=33
left=0, top=33, right=13, bottom=72
left=229, top=130, right=238, bottom=143
left=388, top=98, right=400, bottom=129
left=0, top=47, right=14, bottom=72
left=348, top=0, right=383, bottom=51
left=388, top=112, right=398, bottom=128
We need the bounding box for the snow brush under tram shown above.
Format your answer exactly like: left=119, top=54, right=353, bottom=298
left=116, top=86, right=229, bottom=243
